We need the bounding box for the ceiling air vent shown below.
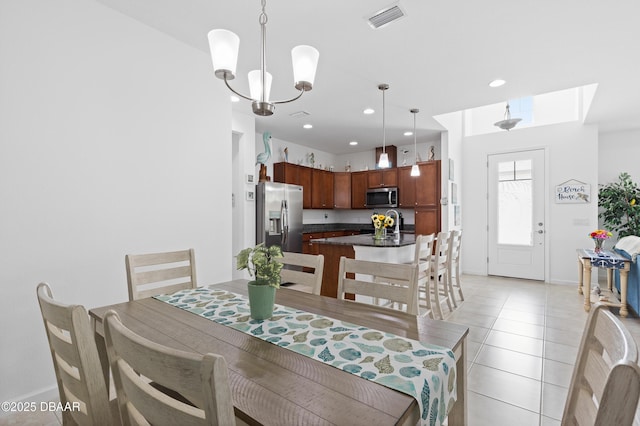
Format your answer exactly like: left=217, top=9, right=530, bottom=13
left=289, top=111, right=310, bottom=118
left=367, top=3, right=406, bottom=29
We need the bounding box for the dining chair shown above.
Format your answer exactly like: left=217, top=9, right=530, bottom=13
left=277, top=252, right=324, bottom=295
left=337, top=256, right=419, bottom=315
left=430, top=231, right=453, bottom=320
left=561, top=303, right=640, bottom=426
left=413, top=233, right=436, bottom=319
left=447, top=230, right=464, bottom=307
left=36, top=282, right=119, bottom=426
left=103, top=310, right=236, bottom=426
left=125, top=248, right=197, bottom=301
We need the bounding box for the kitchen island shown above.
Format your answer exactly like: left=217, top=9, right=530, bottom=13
left=311, top=233, right=416, bottom=298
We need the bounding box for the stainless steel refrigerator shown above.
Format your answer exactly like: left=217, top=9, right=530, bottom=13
left=256, top=182, right=303, bottom=253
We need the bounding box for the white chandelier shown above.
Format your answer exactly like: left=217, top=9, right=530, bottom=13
left=494, top=103, right=522, bottom=131
left=207, top=0, right=319, bottom=116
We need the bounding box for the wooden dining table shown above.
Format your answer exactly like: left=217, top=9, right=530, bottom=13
left=89, top=279, right=469, bottom=425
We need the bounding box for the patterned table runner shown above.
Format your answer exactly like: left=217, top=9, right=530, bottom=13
left=154, top=287, right=457, bottom=426
left=581, top=249, right=627, bottom=269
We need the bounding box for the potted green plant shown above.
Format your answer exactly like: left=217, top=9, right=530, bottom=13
left=236, top=243, right=283, bottom=320
left=598, top=172, right=640, bottom=238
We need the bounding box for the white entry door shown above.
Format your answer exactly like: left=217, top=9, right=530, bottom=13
left=488, top=149, right=545, bottom=280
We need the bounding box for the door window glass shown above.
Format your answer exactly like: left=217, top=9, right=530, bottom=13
left=498, top=160, right=532, bottom=245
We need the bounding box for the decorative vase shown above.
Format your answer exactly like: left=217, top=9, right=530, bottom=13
left=594, top=238, right=604, bottom=253
left=374, top=227, right=385, bottom=240
left=247, top=280, right=276, bottom=320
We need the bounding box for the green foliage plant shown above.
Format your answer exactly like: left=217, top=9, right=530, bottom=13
left=598, top=172, right=640, bottom=238
left=236, top=243, right=283, bottom=288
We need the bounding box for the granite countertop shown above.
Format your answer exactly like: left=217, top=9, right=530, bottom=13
left=311, top=233, right=417, bottom=248
left=303, top=223, right=415, bottom=234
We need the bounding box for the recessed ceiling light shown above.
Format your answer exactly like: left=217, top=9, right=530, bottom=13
left=230, top=95, right=240, bottom=102
left=489, top=79, right=506, bottom=88
left=363, top=108, right=375, bottom=115
left=303, top=124, right=313, bottom=129
left=349, top=141, right=358, bottom=146
left=404, top=131, right=413, bottom=136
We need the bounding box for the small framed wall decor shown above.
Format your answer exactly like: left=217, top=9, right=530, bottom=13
left=246, top=191, right=255, bottom=201
left=246, top=174, right=255, bottom=184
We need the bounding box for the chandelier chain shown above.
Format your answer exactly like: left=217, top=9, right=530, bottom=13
left=259, top=0, right=268, bottom=25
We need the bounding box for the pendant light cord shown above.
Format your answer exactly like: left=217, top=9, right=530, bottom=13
left=382, top=87, right=386, bottom=154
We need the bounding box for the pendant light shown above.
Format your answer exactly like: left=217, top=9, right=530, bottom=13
left=377, top=84, right=390, bottom=169
left=494, top=103, right=522, bottom=131
left=410, top=108, right=420, bottom=177
left=208, top=0, right=319, bottom=116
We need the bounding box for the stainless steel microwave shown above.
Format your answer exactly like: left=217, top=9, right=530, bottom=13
left=366, top=187, right=398, bottom=208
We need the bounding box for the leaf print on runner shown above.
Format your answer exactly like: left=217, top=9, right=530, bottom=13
left=383, top=338, right=413, bottom=352
left=421, top=379, right=430, bottom=420
left=318, top=346, right=335, bottom=362
left=423, top=357, right=443, bottom=371
left=329, top=327, right=352, bottom=332
left=285, top=321, right=308, bottom=329
left=429, top=397, right=438, bottom=426
left=310, top=318, right=334, bottom=328
left=374, top=355, right=394, bottom=374
left=331, top=332, right=351, bottom=341
left=362, top=331, right=384, bottom=341
left=235, top=315, right=251, bottom=322
left=251, top=325, right=264, bottom=336
left=293, top=330, right=309, bottom=343
left=353, top=342, right=384, bottom=354
left=448, top=368, right=455, bottom=393
left=359, top=355, right=375, bottom=364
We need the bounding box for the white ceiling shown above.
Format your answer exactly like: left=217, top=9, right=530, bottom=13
left=97, top=0, right=640, bottom=154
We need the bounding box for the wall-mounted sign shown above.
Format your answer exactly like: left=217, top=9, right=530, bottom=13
left=555, top=179, right=590, bottom=203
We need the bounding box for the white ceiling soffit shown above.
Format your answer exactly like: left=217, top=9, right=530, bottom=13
left=367, top=3, right=406, bottom=29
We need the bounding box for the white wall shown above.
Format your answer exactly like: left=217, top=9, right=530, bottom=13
left=599, top=129, right=640, bottom=184
left=462, top=122, right=598, bottom=284
left=232, top=112, right=256, bottom=278
left=0, top=0, right=232, bottom=404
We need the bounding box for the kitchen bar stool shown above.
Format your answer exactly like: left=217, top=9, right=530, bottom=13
left=447, top=230, right=464, bottom=307
left=431, top=231, right=453, bottom=320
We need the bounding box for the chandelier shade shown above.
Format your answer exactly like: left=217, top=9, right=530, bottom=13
left=377, top=84, right=390, bottom=169
left=207, top=0, right=319, bottom=116
left=207, top=29, right=239, bottom=79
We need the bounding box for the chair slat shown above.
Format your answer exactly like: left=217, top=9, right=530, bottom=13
left=126, top=249, right=197, bottom=301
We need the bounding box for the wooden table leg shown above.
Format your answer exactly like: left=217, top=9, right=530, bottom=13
left=577, top=258, right=584, bottom=295
left=448, top=336, right=467, bottom=426
left=583, top=260, right=592, bottom=312
left=620, top=267, right=630, bottom=318
left=91, top=317, right=110, bottom=391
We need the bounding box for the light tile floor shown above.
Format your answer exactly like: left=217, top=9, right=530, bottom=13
left=443, top=274, right=640, bottom=426
left=3, top=274, right=640, bottom=426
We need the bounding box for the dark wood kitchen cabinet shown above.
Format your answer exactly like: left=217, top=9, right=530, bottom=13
left=415, top=207, right=440, bottom=236
left=351, top=171, right=368, bottom=209
left=273, top=162, right=312, bottom=208
left=415, top=161, right=440, bottom=207
left=333, top=172, right=351, bottom=209
left=311, top=169, right=334, bottom=209
left=367, top=169, right=398, bottom=188
left=397, top=166, right=416, bottom=208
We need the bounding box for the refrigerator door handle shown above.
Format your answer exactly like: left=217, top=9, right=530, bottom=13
left=281, top=200, right=288, bottom=247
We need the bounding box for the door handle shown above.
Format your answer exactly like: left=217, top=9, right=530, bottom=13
left=538, top=230, right=544, bottom=234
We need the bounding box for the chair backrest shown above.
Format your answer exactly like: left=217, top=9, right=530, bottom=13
left=562, top=303, right=640, bottom=426
left=125, top=248, right=197, bottom=301
left=103, top=310, right=236, bottom=426
left=414, top=234, right=436, bottom=280
left=449, top=230, right=461, bottom=264
left=277, top=252, right=324, bottom=295
left=432, top=231, right=451, bottom=276
left=337, top=257, right=419, bottom=315
left=36, top=282, right=113, bottom=426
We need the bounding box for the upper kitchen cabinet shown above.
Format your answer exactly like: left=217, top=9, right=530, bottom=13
left=273, top=162, right=312, bottom=208
left=415, top=161, right=440, bottom=207
left=333, top=172, right=351, bottom=209
left=367, top=169, right=398, bottom=188
left=311, top=168, right=334, bottom=209
left=397, top=166, right=416, bottom=207
left=397, top=161, right=441, bottom=207
left=351, top=171, right=368, bottom=209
